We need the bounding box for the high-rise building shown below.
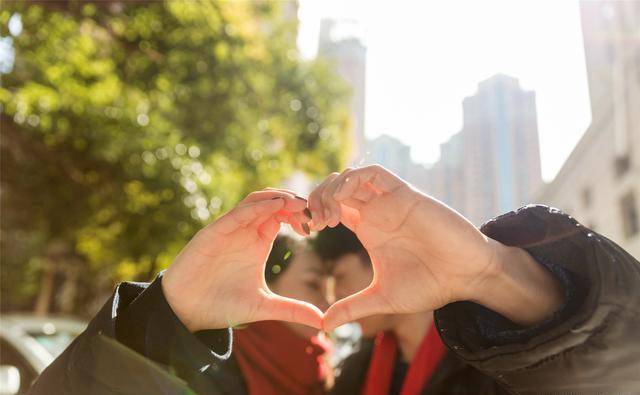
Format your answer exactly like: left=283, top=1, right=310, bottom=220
left=537, top=1, right=640, bottom=258
left=427, top=133, right=466, bottom=214
left=318, top=19, right=367, bottom=165
left=365, top=135, right=412, bottom=178
left=282, top=16, right=367, bottom=199
left=428, top=74, right=542, bottom=225
left=365, top=135, right=431, bottom=193
left=461, top=74, right=542, bottom=225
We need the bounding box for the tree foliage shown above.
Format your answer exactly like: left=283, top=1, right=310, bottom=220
left=0, top=0, right=350, bottom=315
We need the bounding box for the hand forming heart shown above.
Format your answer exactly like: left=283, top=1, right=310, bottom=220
left=307, top=165, right=500, bottom=330
left=162, top=188, right=322, bottom=332
left=163, top=165, right=563, bottom=333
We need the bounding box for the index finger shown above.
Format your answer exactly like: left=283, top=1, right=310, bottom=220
left=333, top=165, right=404, bottom=201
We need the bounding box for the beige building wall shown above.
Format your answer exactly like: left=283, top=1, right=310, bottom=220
left=537, top=0, right=640, bottom=258
left=536, top=106, right=640, bottom=258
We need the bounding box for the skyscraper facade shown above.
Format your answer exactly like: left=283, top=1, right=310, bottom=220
left=428, top=74, right=542, bottom=226
left=462, top=74, right=542, bottom=224
left=318, top=19, right=367, bottom=165
left=364, top=135, right=431, bottom=193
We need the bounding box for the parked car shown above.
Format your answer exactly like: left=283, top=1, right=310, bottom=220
left=0, top=314, right=86, bottom=395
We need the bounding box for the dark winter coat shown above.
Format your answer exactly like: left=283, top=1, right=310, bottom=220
left=27, top=206, right=640, bottom=394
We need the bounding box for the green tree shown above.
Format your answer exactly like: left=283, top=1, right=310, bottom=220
left=0, top=0, right=350, bottom=316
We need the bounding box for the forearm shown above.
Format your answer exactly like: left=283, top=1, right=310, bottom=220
left=434, top=205, right=640, bottom=393
left=471, top=238, right=564, bottom=326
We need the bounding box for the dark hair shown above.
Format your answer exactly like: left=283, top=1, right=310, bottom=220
left=311, top=223, right=370, bottom=268
left=264, top=235, right=299, bottom=284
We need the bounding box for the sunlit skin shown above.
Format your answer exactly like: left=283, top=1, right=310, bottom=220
left=162, top=188, right=322, bottom=332
left=331, top=253, right=392, bottom=337
left=331, top=253, right=435, bottom=362
left=308, top=165, right=564, bottom=331
left=268, top=245, right=330, bottom=339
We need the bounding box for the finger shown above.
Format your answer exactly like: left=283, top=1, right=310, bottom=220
left=269, top=211, right=308, bottom=236
left=274, top=211, right=290, bottom=223
left=290, top=209, right=312, bottom=224
left=339, top=205, right=361, bottom=231
left=261, top=188, right=309, bottom=213
left=258, top=293, right=323, bottom=329
left=308, top=175, right=336, bottom=228
left=285, top=211, right=310, bottom=236
left=340, top=197, right=366, bottom=211
left=256, top=217, right=282, bottom=241
left=240, top=189, right=295, bottom=204
left=323, top=168, right=354, bottom=228
left=353, top=186, right=377, bottom=203
left=322, top=286, right=388, bottom=331
left=264, top=186, right=302, bottom=197
left=214, top=198, right=285, bottom=235
left=333, top=165, right=404, bottom=202
left=308, top=172, right=339, bottom=231
left=240, top=190, right=308, bottom=213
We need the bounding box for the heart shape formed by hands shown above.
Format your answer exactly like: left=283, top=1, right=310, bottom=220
left=162, top=165, right=559, bottom=334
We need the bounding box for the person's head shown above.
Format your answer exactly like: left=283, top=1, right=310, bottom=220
left=265, top=235, right=329, bottom=339
left=312, top=224, right=394, bottom=337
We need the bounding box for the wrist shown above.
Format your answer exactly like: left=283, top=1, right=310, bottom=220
left=160, top=272, right=201, bottom=332
left=471, top=239, right=564, bottom=326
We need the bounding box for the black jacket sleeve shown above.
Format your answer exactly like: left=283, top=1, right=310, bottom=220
left=434, top=205, right=640, bottom=394
left=27, top=273, right=231, bottom=394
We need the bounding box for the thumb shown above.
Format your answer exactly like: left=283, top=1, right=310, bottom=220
left=256, top=293, right=324, bottom=329
left=322, top=286, right=387, bottom=331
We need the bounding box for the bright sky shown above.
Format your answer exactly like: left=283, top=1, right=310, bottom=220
left=297, top=0, right=592, bottom=181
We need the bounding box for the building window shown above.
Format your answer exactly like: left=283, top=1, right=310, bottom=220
left=614, top=154, right=631, bottom=178
left=620, top=191, right=639, bottom=239
left=582, top=187, right=592, bottom=208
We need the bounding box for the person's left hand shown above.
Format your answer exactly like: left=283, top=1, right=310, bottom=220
left=162, top=189, right=321, bottom=332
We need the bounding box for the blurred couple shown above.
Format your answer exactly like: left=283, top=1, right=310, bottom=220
left=228, top=223, right=446, bottom=395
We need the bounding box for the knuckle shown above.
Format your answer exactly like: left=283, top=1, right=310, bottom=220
left=321, top=187, right=333, bottom=203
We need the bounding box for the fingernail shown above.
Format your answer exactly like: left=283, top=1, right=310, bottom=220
left=303, top=208, right=312, bottom=220
left=271, top=197, right=282, bottom=200
left=295, top=195, right=307, bottom=202
left=302, top=223, right=310, bottom=235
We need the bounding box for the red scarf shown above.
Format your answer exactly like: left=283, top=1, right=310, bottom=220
left=361, top=323, right=446, bottom=395
left=234, top=321, right=330, bottom=395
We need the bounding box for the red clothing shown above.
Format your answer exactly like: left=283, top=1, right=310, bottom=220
left=234, top=321, right=330, bottom=395
left=362, top=323, right=446, bottom=395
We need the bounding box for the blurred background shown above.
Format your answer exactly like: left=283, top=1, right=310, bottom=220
left=0, top=0, right=638, bottom=388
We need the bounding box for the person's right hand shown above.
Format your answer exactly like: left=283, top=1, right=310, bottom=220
left=308, top=165, right=562, bottom=331
left=162, top=189, right=322, bottom=332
